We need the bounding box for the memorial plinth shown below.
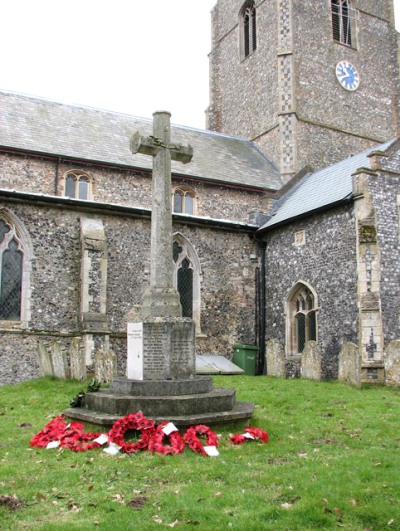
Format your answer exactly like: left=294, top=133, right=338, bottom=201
left=127, top=318, right=195, bottom=381
left=64, top=111, right=254, bottom=428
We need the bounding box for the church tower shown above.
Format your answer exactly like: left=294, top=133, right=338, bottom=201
left=207, top=0, right=400, bottom=182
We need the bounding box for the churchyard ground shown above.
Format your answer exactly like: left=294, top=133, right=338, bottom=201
left=0, top=375, right=399, bottom=530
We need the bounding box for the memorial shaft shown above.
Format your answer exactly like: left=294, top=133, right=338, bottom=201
left=130, top=111, right=193, bottom=319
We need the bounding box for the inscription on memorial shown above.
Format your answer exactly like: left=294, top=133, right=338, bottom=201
left=127, top=322, right=144, bottom=380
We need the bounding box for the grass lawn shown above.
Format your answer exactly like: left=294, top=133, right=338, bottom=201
left=0, top=375, right=399, bottom=530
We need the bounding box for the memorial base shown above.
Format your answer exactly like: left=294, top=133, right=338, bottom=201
left=64, top=375, right=254, bottom=427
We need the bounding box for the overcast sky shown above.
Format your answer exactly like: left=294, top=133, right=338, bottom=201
left=1, top=0, right=399, bottom=131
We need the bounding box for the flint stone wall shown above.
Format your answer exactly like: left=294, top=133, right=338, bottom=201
left=0, top=197, right=259, bottom=385
left=264, top=204, right=358, bottom=380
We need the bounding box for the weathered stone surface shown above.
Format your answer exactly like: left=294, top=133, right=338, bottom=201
left=385, top=340, right=400, bottom=386
left=83, top=387, right=236, bottom=417
left=51, top=341, right=68, bottom=379
left=0, top=198, right=259, bottom=385
left=338, top=342, right=361, bottom=387
left=38, top=340, right=53, bottom=377
left=264, top=204, right=358, bottom=381
left=208, top=1, right=398, bottom=173
left=94, top=349, right=116, bottom=383
left=301, top=341, right=321, bottom=380
left=127, top=318, right=195, bottom=381
left=265, top=338, right=285, bottom=377
left=64, top=400, right=255, bottom=428
left=285, top=356, right=301, bottom=379
left=111, top=376, right=213, bottom=396
left=70, top=337, right=86, bottom=380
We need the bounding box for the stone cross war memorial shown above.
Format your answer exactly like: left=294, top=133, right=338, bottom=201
left=65, top=111, right=254, bottom=427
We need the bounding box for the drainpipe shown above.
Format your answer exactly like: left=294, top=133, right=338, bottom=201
left=257, top=239, right=267, bottom=375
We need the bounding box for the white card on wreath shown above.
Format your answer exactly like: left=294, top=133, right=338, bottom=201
left=162, top=422, right=178, bottom=435
left=94, top=433, right=109, bottom=445
left=46, top=440, right=60, bottom=449
left=204, top=446, right=219, bottom=457
left=103, top=443, right=121, bottom=455
left=242, top=432, right=255, bottom=439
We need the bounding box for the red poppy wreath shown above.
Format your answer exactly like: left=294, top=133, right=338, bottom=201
left=183, top=424, right=219, bottom=455
left=230, top=426, right=269, bottom=445
left=148, top=421, right=185, bottom=455
left=30, top=415, right=101, bottom=452
left=108, top=412, right=155, bottom=454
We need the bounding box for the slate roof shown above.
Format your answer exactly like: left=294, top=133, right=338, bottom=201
left=258, top=138, right=397, bottom=233
left=0, top=90, right=282, bottom=191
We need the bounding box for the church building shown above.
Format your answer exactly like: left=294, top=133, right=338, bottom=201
left=0, top=0, right=399, bottom=386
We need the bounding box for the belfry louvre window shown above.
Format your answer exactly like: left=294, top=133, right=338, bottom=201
left=64, top=170, right=92, bottom=200
left=331, top=0, right=352, bottom=46
left=241, top=1, right=256, bottom=59
left=173, top=187, right=196, bottom=215
left=287, top=283, right=318, bottom=354
left=0, top=219, right=23, bottom=320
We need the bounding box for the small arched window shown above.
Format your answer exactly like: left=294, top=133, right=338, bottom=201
left=173, top=187, right=196, bottom=215
left=286, top=282, right=318, bottom=354
left=63, top=170, right=93, bottom=200
left=240, top=1, right=257, bottom=60
left=331, top=0, right=352, bottom=46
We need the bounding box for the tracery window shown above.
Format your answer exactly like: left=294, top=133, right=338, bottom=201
left=331, top=0, right=352, bottom=46
left=286, top=282, right=318, bottom=354
left=63, top=170, right=93, bottom=200
left=173, top=233, right=202, bottom=334
left=173, top=187, right=196, bottom=215
left=0, top=219, right=23, bottom=321
left=240, top=1, right=257, bottom=60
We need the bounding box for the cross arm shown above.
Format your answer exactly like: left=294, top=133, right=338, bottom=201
left=130, top=131, right=193, bottom=164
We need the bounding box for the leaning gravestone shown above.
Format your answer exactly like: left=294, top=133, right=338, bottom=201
left=301, top=341, right=321, bottom=380
left=265, top=338, right=285, bottom=377
left=385, top=340, right=400, bottom=386
left=64, top=111, right=254, bottom=427
left=338, top=342, right=361, bottom=387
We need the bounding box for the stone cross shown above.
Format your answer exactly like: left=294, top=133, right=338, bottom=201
left=130, top=111, right=193, bottom=318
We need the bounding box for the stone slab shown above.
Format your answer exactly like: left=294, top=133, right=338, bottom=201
left=111, top=376, right=213, bottom=396
left=196, top=355, right=244, bottom=375
left=64, top=400, right=254, bottom=428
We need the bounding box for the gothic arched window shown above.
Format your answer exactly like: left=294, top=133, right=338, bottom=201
left=173, top=187, right=196, bottom=215
left=63, top=170, right=93, bottom=200
left=0, top=216, right=31, bottom=322
left=240, top=1, right=257, bottom=60
left=331, top=0, right=352, bottom=46
left=286, top=282, right=318, bottom=354
left=173, top=234, right=202, bottom=334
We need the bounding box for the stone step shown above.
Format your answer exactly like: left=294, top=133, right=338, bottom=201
left=110, top=376, right=213, bottom=396
left=83, top=387, right=236, bottom=417
left=64, top=400, right=255, bottom=428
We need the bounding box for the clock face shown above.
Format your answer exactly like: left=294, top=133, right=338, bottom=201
left=335, top=60, right=360, bottom=91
